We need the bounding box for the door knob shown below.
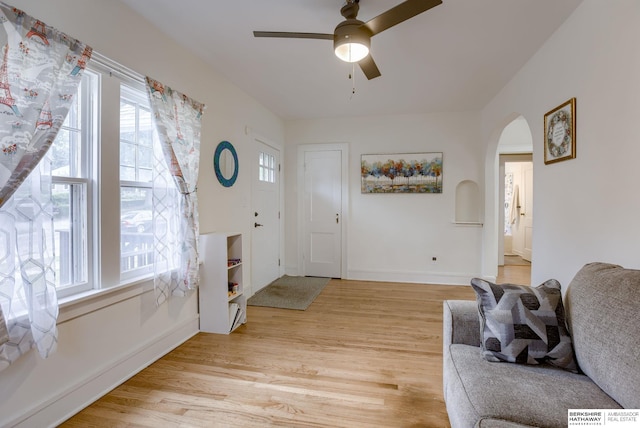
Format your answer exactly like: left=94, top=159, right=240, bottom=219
left=254, top=222, right=263, bottom=227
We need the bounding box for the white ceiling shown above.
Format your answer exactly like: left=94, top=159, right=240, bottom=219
left=119, top=0, right=581, bottom=120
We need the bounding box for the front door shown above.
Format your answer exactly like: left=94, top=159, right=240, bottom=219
left=303, top=149, right=342, bottom=278
left=251, top=139, right=281, bottom=293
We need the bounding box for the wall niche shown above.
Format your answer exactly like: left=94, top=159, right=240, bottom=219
left=455, top=180, right=482, bottom=225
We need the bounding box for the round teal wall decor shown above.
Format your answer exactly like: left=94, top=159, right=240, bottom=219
left=213, top=140, right=238, bottom=187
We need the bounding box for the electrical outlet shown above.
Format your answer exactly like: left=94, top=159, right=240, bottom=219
left=432, top=256, right=437, bottom=262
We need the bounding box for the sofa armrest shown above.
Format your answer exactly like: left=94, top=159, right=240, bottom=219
left=443, top=300, right=480, bottom=348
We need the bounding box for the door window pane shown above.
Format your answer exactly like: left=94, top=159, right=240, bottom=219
left=259, top=151, right=276, bottom=184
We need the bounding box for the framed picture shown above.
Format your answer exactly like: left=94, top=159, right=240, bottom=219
left=361, top=152, right=443, bottom=193
left=544, top=98, right=576, bottom=164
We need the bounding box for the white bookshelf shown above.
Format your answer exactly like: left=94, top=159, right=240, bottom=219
left=199, top=232, right=247, bottom=334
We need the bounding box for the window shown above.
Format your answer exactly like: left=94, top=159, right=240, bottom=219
left=259, top=151, right=276, bottom=183
left=119, top=85, right=155, bottom=278
left=50, top=69, right=97, bottom=297
left=0, top=52, right=181, bottom=317
left=0, top=53, right=173, bottom=303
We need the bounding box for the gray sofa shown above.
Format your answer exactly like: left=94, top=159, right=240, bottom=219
left=443, top=262, right=640, bottom=427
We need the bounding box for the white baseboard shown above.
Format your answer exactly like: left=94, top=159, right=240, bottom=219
left=287, top=266, right=479, bottom=286
left=346, top=268, right=478, bottom=286
left=13, top=316, right=199, bottom=428
left=284, top=265, right=300, bottom=277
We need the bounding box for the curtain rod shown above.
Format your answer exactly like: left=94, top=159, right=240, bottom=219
left=90, top=51, right=145, bottom=84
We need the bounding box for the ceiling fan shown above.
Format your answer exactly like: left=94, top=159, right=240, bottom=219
left=253, top=0, right=442, bottom=80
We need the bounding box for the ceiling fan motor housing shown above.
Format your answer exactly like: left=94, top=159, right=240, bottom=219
left=333, top=19, right=372, bottom=60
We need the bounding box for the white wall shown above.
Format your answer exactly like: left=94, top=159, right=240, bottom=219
left=285, top=112, right=484, bottom=285
left=499, top=116, right=533, bottom=154
left=1, top=1, right=284, bottom=426
left=482, top=0, right=640, bottom=287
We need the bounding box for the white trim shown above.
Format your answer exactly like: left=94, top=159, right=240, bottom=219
left=498, top=153, right=533, bottom=266
left=57, top=276, right=154, bottom=323
left=248, top=129, right=285, bottom=296
left=91, top=51, right=145, bottom=86
left=9, top=316, right=199, bottom=428
left=346, top=268, right=477, bottom=286
left=297, top=143, right=349, bottom=279
left=498, top=144, right=532, bottom=155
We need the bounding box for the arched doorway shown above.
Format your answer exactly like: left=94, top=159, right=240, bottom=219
left=497, top=116, right=533, bottom=266
left=482, top=115, right=533, bottom=284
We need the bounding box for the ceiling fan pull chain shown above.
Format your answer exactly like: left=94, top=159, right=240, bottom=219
left=350, top=62, right=356, bottom=99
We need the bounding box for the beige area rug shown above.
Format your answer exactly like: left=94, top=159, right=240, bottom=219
left=247, top=275, right=330, bottom=310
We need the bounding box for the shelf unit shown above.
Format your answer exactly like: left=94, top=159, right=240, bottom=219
left=199, top=232, right=246, bottom=334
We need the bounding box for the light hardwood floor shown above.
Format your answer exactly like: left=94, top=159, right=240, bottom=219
left=498, top=265, right=531, bottom=286
left=61, top=267, right=529, bottom=427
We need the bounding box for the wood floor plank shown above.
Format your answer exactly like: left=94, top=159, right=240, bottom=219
left=60, top=270, right=524, bottom=427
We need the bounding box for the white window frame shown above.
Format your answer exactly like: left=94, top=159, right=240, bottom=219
left=51, top=53, right=177, bottom=322
left=57, top=55, right=153, bottom=297
left=119, top=83, right=155, bottom=281
left=52, top=69, right=98, bottom=298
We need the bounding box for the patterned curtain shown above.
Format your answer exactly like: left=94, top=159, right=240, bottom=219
left=145, top=77, right=204, bottom=305
left=0, top=3, right=91, bottom=370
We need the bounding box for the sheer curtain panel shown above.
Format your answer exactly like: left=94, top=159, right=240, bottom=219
left=146, top=77, right=204, bottom=305
left=0, top=3, right=91, bottom=370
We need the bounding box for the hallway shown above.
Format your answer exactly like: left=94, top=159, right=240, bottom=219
left=498, top=264, right=531, bottom=286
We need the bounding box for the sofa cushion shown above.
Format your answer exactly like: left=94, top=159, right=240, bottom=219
left=565, top=262, right=640, bottom=409
left=471, top=278, right=577, bottom=372
left=444, top=344, right=622, bottom=428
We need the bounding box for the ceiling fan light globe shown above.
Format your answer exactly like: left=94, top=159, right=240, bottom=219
left=335, top=42, right=369, bottom=62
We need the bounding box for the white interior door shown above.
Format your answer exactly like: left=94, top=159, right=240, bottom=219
left=522, top=163, right=533, bottom=261
left=251, top=140, right=281, bottom=293
left=303, top=150, right=342, bottom=278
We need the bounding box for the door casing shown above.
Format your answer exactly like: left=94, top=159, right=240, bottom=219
left=250, top=133, right=284, bottom=295
left=297, top=143, right=349, bottom=278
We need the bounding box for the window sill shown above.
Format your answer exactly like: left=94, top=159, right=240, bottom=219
left=58, top=275, right=154, bottom=324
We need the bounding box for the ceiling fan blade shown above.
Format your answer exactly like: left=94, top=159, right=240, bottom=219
left=253, top=31, right=333, bottom=40
left=359, top=55, right=381, bottom=80
left=364, top=0, right=442, bottom=36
